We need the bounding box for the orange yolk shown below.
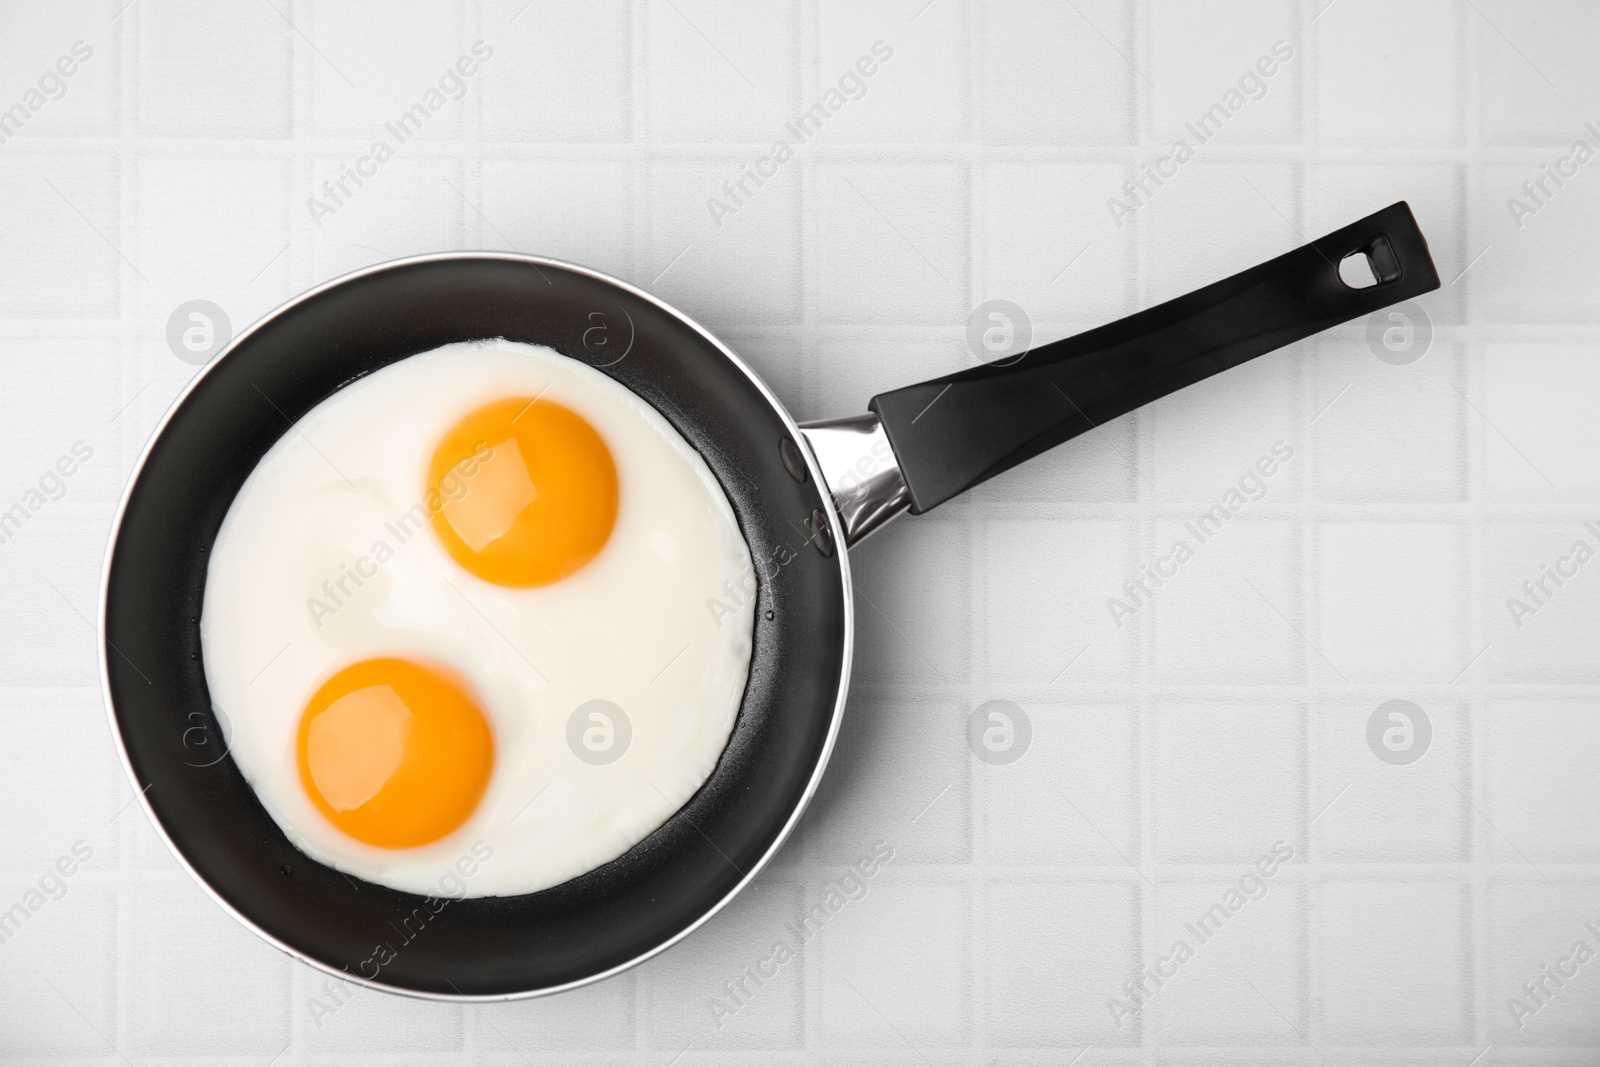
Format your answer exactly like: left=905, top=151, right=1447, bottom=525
left=296, top=658, right=494, bottom=849
left=427, top=397, right=618, bottom=588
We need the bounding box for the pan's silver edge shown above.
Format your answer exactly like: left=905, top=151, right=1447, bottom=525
left=97, top=251, right=856, bottom=1003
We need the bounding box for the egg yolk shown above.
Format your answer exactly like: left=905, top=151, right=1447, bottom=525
left=296, top=658, right=494, bottom=849
left=427, top=397, right=618, bottom=587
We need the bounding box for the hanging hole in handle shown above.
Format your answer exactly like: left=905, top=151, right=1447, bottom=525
left=1363, top=233, right=1402, bottom=282
left=1338, top=250, right=1380, bottom=289
left=1338, top=233, right=1403, bottom=290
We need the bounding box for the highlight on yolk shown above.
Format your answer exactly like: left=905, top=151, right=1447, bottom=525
left=427, top=397, right=618, bottom=587
left=296, top=658, right=494, bottom=849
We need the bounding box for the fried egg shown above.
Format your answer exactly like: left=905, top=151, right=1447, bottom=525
left=200, top=339, right=755, bottom=897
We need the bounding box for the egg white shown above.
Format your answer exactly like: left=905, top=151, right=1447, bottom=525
left=200, top=339, right=755, bottom=897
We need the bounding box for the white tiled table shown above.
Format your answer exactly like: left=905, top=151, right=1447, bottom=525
left=3, top=0, right=1599, bottom=1062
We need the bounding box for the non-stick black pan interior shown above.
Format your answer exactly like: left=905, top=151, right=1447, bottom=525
left=102, top=256, right=849, bottom=996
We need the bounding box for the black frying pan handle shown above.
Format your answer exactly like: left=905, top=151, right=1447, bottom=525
left=869, top=201, right=1441, bottom=514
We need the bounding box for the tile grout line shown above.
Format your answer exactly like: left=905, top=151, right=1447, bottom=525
left=1135, top=7, right=1156, bottom=1055
left=113, top=0, right=137, bottom=1055
left=1130, top=0, right=1153, bottom=964
left=1465, top=2, right=1491, bottom=1049
left=1462, top=0, right=1489, bottom=1043
left=1302, top=0, right=1320, bottom=1043
left=960, top=0, right=985, bottom=1056
left=630, top=0, right=650, bottom=1055
left=961, top=0, right=983, bottom=1055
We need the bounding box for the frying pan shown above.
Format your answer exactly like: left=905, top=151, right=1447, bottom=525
left=101, top=201, right=1439, bottom=998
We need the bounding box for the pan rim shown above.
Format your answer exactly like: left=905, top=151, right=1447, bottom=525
left=97, top=251, right=856, bottom=1002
